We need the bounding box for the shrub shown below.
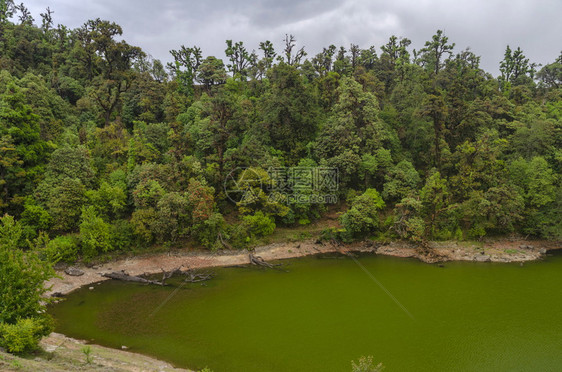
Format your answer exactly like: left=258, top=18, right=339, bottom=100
left=0, top=317, right=53, bottom=354
left=79, top=206, right=113, bottom=260
left=242, top=211, right=276, bottom=237
left=192, top=212, right=226, bottom=250
left=42, top=235, right=79, bottom=263
left=111, top=219, right=135, bottom=251
left=340, top=189, right=385, bottom=242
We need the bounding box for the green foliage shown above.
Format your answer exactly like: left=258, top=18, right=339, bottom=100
left=0, top=215, right=54, bottom=354
left=351, top=355, right=384, bottom=372
left=0, top=215, right=54, bottom=323
left=392, top=195, right=425, bottom=242
left=0, top=13, right=560, bottom=260
left=41, top=235, right=79, bottom=263
left=382, top=160, right=420, bottom=201
left=79, top=206, right=113, bottom=259
left=340, top=189, right=385, bottom=241
left=0, top=317, right=53, bottom=354
left=132, top=179, right=165, bottom=208
left=192, top=212, right=226, bottom=250
left=242, top=211, right=276, bottom=237
left=81, top=345, right=93, bottom=364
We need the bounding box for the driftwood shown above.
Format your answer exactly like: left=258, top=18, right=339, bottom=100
left=183, top=269, right=214, bottom=282
left=102, top=267, right=214, bottom=286
left=217, top=232, right=233, bottom=250
left=102, top=271, right=165, bottom=285
left=160, top=266, right=184, bottom=284
left=249, top=253, right=274, bottom=268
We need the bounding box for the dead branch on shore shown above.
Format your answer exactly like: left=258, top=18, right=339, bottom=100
left=249, top=253, right=274, bottom=268
left=218, top=232, right=233, bottom=250
left=102, top=267, right=215, bottom=286
left=183, top=269, right=214, bottom=282
left=160, top=266, right=184, bottom=285
left=248, top=253, right=289, bottom=272
left=102, top=271, right=166, bottom=285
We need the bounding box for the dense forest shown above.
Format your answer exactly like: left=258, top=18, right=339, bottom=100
left=1, top=0, right=561, bottom=357
left=1, top=1, right=561, bottom=258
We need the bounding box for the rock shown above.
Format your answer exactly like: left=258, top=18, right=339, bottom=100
left=54, top=262, right=68, bottom=270
left=539, top=248, right=547, bottom=254
left=50, top=292, right=64, bottom=298
left=121, top=345, right=128, bottom=350
left=64, top=267, right=84, bottom=276
left=89, top=286, right=94, bottom=290
left=474, top=255, right=491, bottom=262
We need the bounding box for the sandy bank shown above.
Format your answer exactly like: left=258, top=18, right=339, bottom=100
left=46, top=238, right=561, bottom=297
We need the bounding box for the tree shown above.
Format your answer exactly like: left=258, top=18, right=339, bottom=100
left=0, top=215, right=54, bottom=354
left=380, top=35, right=411, bottom=66
left=154, top=192, right=190, bottom=242
left=14, top=2, right=33, bottom=25
left=79, top=206, right=113, bottom=259
left=499, top=46, right=533, bottom=88
left=225, top=40, right=256, bottom=78
left=260, top=63, right=319, bottom=162
left=39, top=7, right=54, bottom=33
left=197, top=56, right=227, bottom=92
left=75, top=19, right=144, bottom=125
left=280, top=34, right=306, bottom=66
left=419, top=92, right=448, bottom=169
left=382, top=160, right=421, bottom=202
left=537, top=58, right=562, bottom=88
left=416, top=30, right=454, bottom=74
left=340, top=189, right=385, bottom=241
left=256, top=40, right=276, bottom=78
left=168, top=45, right=202, bottom=95
left=420, top=171, right=450, bottom=238
left=0, top=81, right=53, bottom=214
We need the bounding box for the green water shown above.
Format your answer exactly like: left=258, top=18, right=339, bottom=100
left=49, top=253, right=562, bottom=371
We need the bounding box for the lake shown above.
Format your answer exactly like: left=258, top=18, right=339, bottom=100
left=49, top=252, right=562, bottom=371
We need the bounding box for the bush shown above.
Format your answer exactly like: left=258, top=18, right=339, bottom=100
left=340, top=189, right=385, bottom=242
left=79, top=206, right=113, bottom=260
left=0, top=317, right=53, bottom=354
left=42, top=235, right=79, bottom=263
left=111, top=219, right=135, bottom=251
left=192, top=212, right=226, bottom=250
left=0, top=216, right=55, bottom=325
left=242, top=211, right=276, bottom=237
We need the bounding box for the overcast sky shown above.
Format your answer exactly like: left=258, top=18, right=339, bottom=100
left=20, top=0, right=562, bottom=75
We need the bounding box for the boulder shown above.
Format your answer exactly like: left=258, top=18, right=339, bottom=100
left=64, top=267, right=84, bottom=276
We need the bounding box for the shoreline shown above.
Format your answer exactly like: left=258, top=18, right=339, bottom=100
left=38, top=238, right=561, bottom=371
left=46, top=238, right=561, bottom=297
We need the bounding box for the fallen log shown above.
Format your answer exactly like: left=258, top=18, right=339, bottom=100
left=160, top=266, right=184, bottom=285
left=249, top=253, right=277, bottom=268
left=183, top=269, right=214, bottom=283
left=102, top=271, right=165, bottom=285
left=218, top=232, right=233, bottom=250
left=102, top=267, right=215, bottom=286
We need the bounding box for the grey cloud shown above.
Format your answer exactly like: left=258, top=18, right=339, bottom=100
left=22, top=0, right=562, bottom=75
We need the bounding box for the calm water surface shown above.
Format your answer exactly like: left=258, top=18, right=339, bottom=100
left=49, top=253, right=562, bottom=371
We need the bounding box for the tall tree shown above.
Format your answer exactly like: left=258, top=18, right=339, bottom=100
left=417, top=30, right=455, bottom=75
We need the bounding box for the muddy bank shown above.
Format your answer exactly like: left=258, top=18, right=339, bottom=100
left=45, top=239, right=561, bottom=297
